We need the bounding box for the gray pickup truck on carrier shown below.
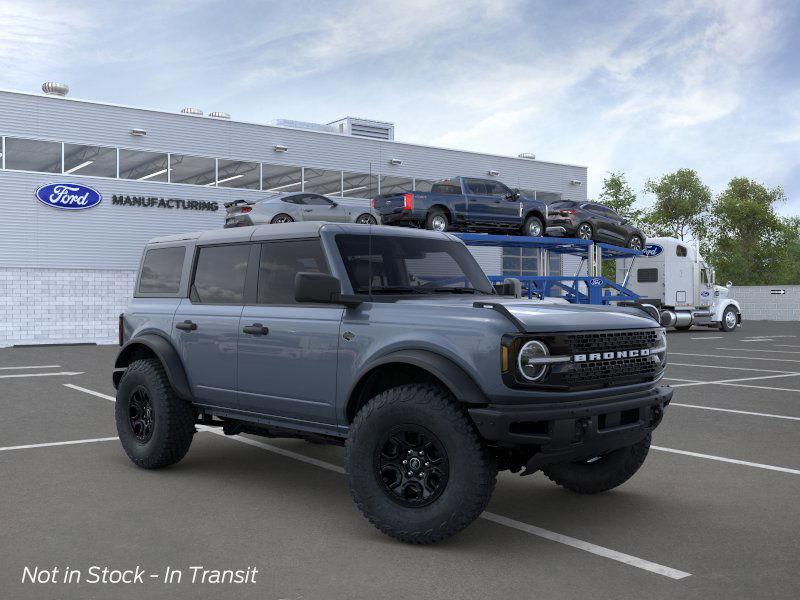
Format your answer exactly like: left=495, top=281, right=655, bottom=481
left=114, top=222, right=672, bottom=544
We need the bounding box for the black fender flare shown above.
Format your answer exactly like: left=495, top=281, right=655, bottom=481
left=113, top=333, right=192, bottom=400
left=347, top=349, right=488, bottom=412
left=523, top=209, right=546, bottom=225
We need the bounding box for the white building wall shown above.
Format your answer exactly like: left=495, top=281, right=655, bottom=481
left=729, top=286, right=800, bottom=322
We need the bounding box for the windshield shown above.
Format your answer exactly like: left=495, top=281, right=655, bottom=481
left=335, top=234, right=494, bottom=295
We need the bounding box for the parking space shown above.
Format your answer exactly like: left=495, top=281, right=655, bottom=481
left=2, top=321, right=799, bottom=600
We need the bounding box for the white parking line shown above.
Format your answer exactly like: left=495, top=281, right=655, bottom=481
left=201, top=427, right=691, bottom=580
left=0, top=371, right=84, bottom=379
left=670, top=402, right=800, bottom=422
left=652, top=446, right=800, bottom=476
left=668, top=373, right=800, bottom=388
left=0, top=437, right=118, bottom=452
left=715, top=347, right=800, bottom=354
left=64, top=383, right=116, bottom=401
left=669, top=362, right=797, bottom=374
left=776, top=344, right=800, bottom=349
left=0, top=365, right=61, bottom=370
left=671, top=352, right=800, bottom=363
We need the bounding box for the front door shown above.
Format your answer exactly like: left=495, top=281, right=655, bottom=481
left=465, top=178, right=516, bottom=226
left=236, top=239, right=342, bottom=428
left=298, top=194, right=348, bottom=222
left=173, top=243, right=254, bottom=408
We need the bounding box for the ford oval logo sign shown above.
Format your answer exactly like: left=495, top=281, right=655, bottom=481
left=700, top=290, right=710, bottom=297
left=588, top=277, right=603, bottom=287
left=35, top=183, right=102, bottom=210
left=642, top=244, right=663, bottom=257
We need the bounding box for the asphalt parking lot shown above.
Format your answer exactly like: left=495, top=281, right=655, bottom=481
left=2, top=321, right=799, bottom=600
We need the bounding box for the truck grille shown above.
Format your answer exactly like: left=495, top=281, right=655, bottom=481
left=563, top=355, right=658, bottom=387
left=565, top=330, right=660, bottom=354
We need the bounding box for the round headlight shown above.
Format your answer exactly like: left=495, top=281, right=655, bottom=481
left=517, top=340, right=550, bottom=382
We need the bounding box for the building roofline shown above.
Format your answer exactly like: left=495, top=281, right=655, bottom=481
left=0, top=87, right=588, bottom=171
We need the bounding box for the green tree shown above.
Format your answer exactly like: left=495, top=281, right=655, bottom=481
left=598, top=171, right=643, bottom=227
left=705, top=177, right=794, bottom=285
left=642, top=169, right=711, bottom=241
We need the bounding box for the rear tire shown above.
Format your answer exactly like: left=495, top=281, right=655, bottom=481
left=346, top=384, right=497, bottom=544
left=425, top=209, right=449, bottom=232
left=719, top=306, right=738, bottom=332
left=270, top=213, right=294, bottom=224
left=576, top=222, right=593, bottom=240
left=355, top=213, right=377, bottom=225
left=115, top=359, right=195, bottom=469
left=628, top=235, right=644, bottom=251
left=542, top=434, right=651, bottom=494
left=522, top=215, right=544, bottom=237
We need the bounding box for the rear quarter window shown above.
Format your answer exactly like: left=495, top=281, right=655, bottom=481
left=137, top=246, right=186, bottom=295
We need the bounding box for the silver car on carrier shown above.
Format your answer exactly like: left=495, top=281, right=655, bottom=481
left=225, top=192, right=381, bottom=228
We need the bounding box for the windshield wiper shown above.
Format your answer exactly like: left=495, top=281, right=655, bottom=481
left=431, top=287, right=484, bottom=294
left=354, top=286, right=428, bottom=295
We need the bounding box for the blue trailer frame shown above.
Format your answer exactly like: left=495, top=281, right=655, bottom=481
left=455, top=233, right=642, bottom=305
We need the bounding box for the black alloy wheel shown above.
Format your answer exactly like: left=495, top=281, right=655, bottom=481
left=356, top=214, right=378, bottom=225
left=128, top=386, right=155, bottom=443
left=375, top=425, right=449, bottom=507
left=271, top=213, right=294, bottom=224
left=628, top=235, right=644, bottom=251
left=577, top=223, right=593, bottom=240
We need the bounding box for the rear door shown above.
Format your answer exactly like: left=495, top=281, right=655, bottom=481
left=173, top=243, right=255, bottom=408
left=484, top=180, right=520, bottom=225
left=236, top=239, right=342, bottom=427
left=464, top=178, right=495, bottom=225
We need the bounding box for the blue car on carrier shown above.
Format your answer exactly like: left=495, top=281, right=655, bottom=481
left=372, top=176, right=551, bottom=237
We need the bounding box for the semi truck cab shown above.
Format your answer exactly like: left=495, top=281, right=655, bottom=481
left=616, top=236, right=742, bottom=332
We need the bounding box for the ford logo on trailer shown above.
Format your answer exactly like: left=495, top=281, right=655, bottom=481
left=35, top=183, right=102, bottom=210
left=641, top=244, right=663, bottom=257
left=588, top=277, right=603, bottom=287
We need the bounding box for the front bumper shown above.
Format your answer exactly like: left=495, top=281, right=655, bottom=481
left=468, top=385, right=672, bottom=470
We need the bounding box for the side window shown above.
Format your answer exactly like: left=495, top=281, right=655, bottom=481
left=282, top=195, right=304, bottom=205
left=303, top=194, right=334, bottom=206
left=192, top=244, right=251, bottom=304
left=257, top=240, right=330, bottom=304
left=637, top=268, right=659, bottom=283
left=465, top=179, right=488, bottom=195
left=430, top=181, right=461, bottom=194
left=700, top=269, right=710, bottom=284
left=137, top=246, right=186, bottom=295
left=676, top=245, right=688, bottom=257
left=485, top=181, right=512, bottom=197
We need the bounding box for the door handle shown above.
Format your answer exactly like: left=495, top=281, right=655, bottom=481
left=175, top=320, right=197, bottom=331
left=303, top=208, right=313, bottom=212
left=242, top=323, right=269, bottom=335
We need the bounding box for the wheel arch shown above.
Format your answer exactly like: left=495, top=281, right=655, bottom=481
left=715, top=299, right=742, bottom=323
left=113, top=333, right=192, bottom=400
left=428, top=203, right=454, bottom=223
left=344, top=349, right=488, bottom=423
left=524, top=209, right=546, bottom=224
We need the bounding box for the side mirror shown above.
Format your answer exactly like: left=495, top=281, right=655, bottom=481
left=329, top=201, right=338, bottom=208
left=726, top=281, right=732, bottom=288
left=295, top=272, right=362, bottom=306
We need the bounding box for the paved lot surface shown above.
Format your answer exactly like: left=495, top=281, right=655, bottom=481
left=1, top=321, right=799, bottom=599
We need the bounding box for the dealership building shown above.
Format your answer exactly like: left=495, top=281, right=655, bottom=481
left=0, top=85, right=587, bottom=346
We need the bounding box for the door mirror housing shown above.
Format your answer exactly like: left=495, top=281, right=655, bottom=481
left=295, top=272, right=361, bottom=306
left=329, top=201, right=338, bottom=208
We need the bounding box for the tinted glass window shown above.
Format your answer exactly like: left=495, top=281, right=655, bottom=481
left=414, top=179, right=435, bottom=192
left=263, top=164, right=302, bottom=193
left=64, top=144, right=117, bottom=177
left=170, top=154, right=216, bottom=186
left=637, top=268, right=659, bottom=283
left=380, top=175, right=413, bottom=195
left=302, top=194, right=334, bottom=206
left=282, top=195, right=304, bottom=204
left=677, top=245, right=688, bottom=257
left=342, top=171, right=377, bottom=198
left=192, top=245, right=250, bottom=304
left=465, top=179, right=489, bottom=195
left=138, top=247, right=186, bottom=294
left=431, top=180, right=462, bottom=194
left=335, top=234, right=493, bottom=294
left=217, top=159, right=260, bottom=189
left=5, top=138, right=61, bottom=173
left=258, top=240, right=329, bottom=304
left=304, top=168, right=342, bottom=196
left=484, top=181, right=511, bottom=197
left=119, top=149, right=168, bottom=182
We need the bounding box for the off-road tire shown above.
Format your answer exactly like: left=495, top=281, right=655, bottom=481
left=346, top=384, right=497, bottom=544
left=522, top=215, right=544, bottom=237
left=115, top=358, right=195, bottom=469
left=542, top=434, right=651, bottom=494
left=425, top=209, right=449, bottom=232
left=270, top=213, right=294, bottom=224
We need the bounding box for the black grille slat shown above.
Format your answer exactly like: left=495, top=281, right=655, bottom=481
left=565, top=330, right=659, bottom=354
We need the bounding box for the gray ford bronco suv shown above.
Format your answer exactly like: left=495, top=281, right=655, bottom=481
left=114, top=222, right=672, bottom=544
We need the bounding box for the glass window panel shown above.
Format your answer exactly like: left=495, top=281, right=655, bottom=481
left=217, top=159, right=260, bottom=189
left=257, top=240, right=330, bottom=304
left=119, top=149, right=169, bottom=182
left=170, top=154, right=216, bottom=186
left=304, top=168, right=342, bottom=196
left=262, top=163, right=302, bottom=193
left=379, top=175, right=413, bottom=195
left=192, top=244, right=251, bottom=304
left=414, top=178, right=435, bottom=192
left=137, top=247, right=186, bottom=294
left=63, top=144, right=117, bottom=177
left=4, top=138, right=61, bottom=173
left=341, top=171, right=377, bottom=199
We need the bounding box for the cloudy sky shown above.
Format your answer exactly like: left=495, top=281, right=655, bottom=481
left=2, top=0, right=799, bottom=213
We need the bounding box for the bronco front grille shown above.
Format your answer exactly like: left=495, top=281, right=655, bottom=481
left=563, top=355, right=659, bottom=387
left=565, top=330, right=660, bottom=355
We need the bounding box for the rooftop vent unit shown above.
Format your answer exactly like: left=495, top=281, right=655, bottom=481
left=42, top=82, right=69, bottom=97
left=518, top=152, right=536, bottom=160
left=269, top=119, right=337, bottom=134
left=209, top=111, right=230, bottom=119
left=328, top=117, right=395, bottom=141
left=180, top=107, right=203, bottom=116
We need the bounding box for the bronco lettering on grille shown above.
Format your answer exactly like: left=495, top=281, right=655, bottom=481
left=573, top=348, right=651, bottom=362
